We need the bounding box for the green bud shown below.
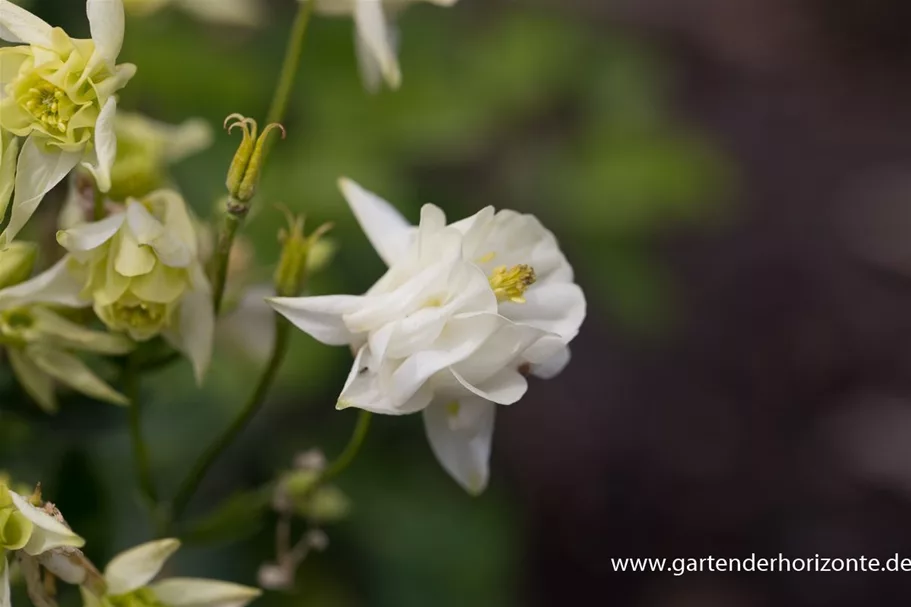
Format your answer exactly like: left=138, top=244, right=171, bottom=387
left=296, top=486, right=351, bottom=524
left=281, top=470, right=320, bottom=501
left=223, top=114, right=286, bottom=210
left=0, top=242, right=37, bottom=290
left=273, top=210, right=333, bottom=298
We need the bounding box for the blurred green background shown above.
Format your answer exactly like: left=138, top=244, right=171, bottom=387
left=1, top=0, right=734, bottom=605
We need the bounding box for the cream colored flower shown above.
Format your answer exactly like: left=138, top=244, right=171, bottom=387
left=0, top=131, right=18, bottom=222
left=0, top=0, right=136, bottom=243
left=270, top=178, right=586, bottom=494
left=57, top=189, right=214, bottom=382
left=81, top=539, right=261, bottom=607
left=1, top=484, right=86, bottom=607
left=304, top=0, right=458, bottom=92
left=123, top=0, right=265, bottom=27
left=0, top=247, right=133, bottom=412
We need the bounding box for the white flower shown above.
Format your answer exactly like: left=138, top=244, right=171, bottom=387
left=304, top=0, right=458, bottom=92
left=0, top=253, right=133, bottom=412
left=123, top=0, right=265, bottom=27
left=0, top=0, right=135, bottom=244
left=81, top=539, right=261, bottom=607
left=57, top=190, right=214, bottom=383
left=1, top=484, right=86, bottom=607
left=270, top=178, right=586, bottom=494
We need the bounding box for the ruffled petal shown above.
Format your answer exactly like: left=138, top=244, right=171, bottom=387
left=423, top=397, right=495, bottom=495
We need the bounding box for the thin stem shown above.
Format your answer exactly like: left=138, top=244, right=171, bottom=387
left=322, top=410, right=372, bottom=482
left=208, top=212, right=241, bottom=316
left=126, top=354, right=158, bottom=505
left=266, top=0, right=315, bottom=129
left=168, top=316, right=292, bottom=526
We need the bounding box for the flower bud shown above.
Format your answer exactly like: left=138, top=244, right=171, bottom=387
left=223, top=114, right=285, bottom=211
left=0, top=242, right=37, bottom=290
left=273, top=210, right=333, bottom=298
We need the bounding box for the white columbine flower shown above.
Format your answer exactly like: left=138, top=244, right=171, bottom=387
left=270, top=179, right=586, bottom=494
left=81, top=539, right=261, bottom=607
left=0, top=0, right=135, bottom=244
left=1, top=484, right=86, bottom=607
left=56, top=189, right=214, bottom=382
left=304, top=0, right=458, bottom=92
left=0, top=248, right=133, bottom=412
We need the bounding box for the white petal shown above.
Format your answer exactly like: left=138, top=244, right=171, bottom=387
left=525, top=338, right=571, bottom=380
left=8, top=346, right=56, bottom=412
left=164, top=286, right=214, bottom=385
left=57, top=212, right=125, bottom=252
left=269, top=294, right=363, bottom=346
left=354, top=27, right=383, bottom=93
left=338, top=178, right=413, bottom=267
left=163, top=118, right=213, bottom=162
left=450, top=367, right=527, bottom=405
left=29, top=346, right=129, bottom=406
left=0, top=255, right=89, bottom=310
left=1, top=139, right=82, bottom=245
left=125, top=199, right=164, bottom=244
left=423, top=398, right=495, bottom=495
left=9, top=489, right=86, bottom=556
left=104, top=538, right=181, bottom=596
left=81, top=96, right=118, bottom=193
left=0, top=557, right=9, bottom=607
left=87, top=0, right=124, bottom=66
left=353, top=0, right=400, bottom=89
left=336, top=345, right=434, bottom=415
left=0, top=0, right=53, bottom=46
left=0, top=134, right=19, bottom=222
left=150, top=578, right=262, bottom=607
left=501, top=282, right=586, bottom=342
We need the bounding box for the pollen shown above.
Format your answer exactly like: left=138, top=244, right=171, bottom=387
left=488, top=264, right=536, bottom=304
left=22, top=82, right=71, bottom=134
left=113, top=301, right=166, bottom=329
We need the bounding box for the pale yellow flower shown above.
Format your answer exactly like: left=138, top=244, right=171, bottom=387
left=0, top=0, right=136, bottom=243
left=57, top=189, right=214, bottom=382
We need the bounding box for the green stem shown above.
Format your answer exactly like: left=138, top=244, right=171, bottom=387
left=126, top=355, right=158, bottom=504
left=265, top=0, right=315, bottom=129
left=168, top=316, right=292, bottom=526
left=208, top=211, right=241, bottom=316
left=322, top=410, right=372, bottom=482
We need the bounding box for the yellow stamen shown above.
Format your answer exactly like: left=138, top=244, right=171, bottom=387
left=488, top=264, right=536, bottom=304
left=21, top=82, right=72, bottom=134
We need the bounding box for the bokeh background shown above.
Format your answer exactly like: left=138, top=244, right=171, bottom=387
left=6, top=0, right=911, bottom=605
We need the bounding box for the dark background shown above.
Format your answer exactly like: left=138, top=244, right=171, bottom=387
left=5, top=0, right=911, bottom=605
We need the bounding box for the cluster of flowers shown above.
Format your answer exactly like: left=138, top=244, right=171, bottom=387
left=0, top=0, right=587, bottom=603
left=0, top=482, right=260, bottom=607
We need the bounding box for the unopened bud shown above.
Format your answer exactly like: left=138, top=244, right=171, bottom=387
left=273, top=208, right=333, bottom=298
left=223, top=113, right=286, bottom=210
left=258, top=563, right=294, bottom=591
left=0, top=242, right=37, bottom=290
left=298, top=486, right=351, bottom=524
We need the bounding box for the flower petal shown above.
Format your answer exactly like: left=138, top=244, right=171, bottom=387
left=163, top=286, right=214, bottom=385
left=0, top=0, right=53, bottom=46
left=29, top=345, right=129, bottom=406
left=500, top=282, right=586, bottom=342
left=105, top=539, right=181, bottom=596
left=57, top=213, right=125, bottom=252
left=8, top=489, right=85, bottom=555
left=338, top=177, right=413, bottom=267
left=87, top=0, right=125, bottom=66
left=30, top=307, right=134, bottom=355
left=125, top=199, right=165, bottom=244
left=81, top=96, right=118, bottom=193
left=0, top=134, right=18, bottom=223
left=353, top=0, right=400, bottom=89
left=1, top=139, right=82, bottom=245
left=269, top=294, right=363, bottom=346
left=423, top=397, right=495, bottom=495
left=0, top=256, right=90, bottom=310
left=8, top=347, right=56, bottom=412
left=150, top=578, right=262, bottom=607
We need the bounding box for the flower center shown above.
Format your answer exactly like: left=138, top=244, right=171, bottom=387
left=488, top=264, right=536, bottom=304
left=112, top=302, right=167, bottom=330
left=23, top=82, right=71, bottom=134
left=0, top=309, right=35, bottom=346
